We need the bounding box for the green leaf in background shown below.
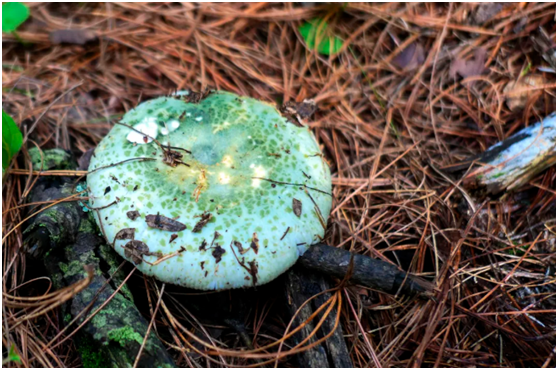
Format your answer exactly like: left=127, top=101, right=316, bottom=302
left=2, top=2, right=30, bottom=33
left=2, top=344, right=21, bottom=365
left=2, top=110, right=23, bottom=171
left=299, top=19, right=343, bottom=55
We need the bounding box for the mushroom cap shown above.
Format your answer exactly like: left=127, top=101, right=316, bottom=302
left=87, top=91, right=332, bottom=290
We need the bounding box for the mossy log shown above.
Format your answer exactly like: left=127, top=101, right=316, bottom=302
left=23, top=160, right=175, bottom=367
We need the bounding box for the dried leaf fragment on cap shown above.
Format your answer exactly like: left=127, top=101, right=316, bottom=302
left=145, top=214, right=186, bottom=231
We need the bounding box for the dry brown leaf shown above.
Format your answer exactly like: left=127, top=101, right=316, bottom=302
left=77, top=148, right=94, bottom=170
left=392, top=42, right=425, bottom=71
left=449, top=48, right=488, bottom=79
left=503, top=74, right=545, bottom=111
left=471, top=3, right=502, bottom=25
left=145, top=214, right=187, bottom=231
left=49, top=29, right=97, bottom=45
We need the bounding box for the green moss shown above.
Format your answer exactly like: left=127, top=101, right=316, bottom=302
left=490, top=172, right=505, bottom=179
left=28, top=147, right=74, bottom=170
left=59, top=262, right=68, bottom=274
left=79, top=336, right=112, bottom=368
left=91, top=312, right=108, bottom=328
left=107, top=326, right=144, bottom=347
left=78, top=220, right=96, bottom=234
left=63, top=260, right=90, bottom=278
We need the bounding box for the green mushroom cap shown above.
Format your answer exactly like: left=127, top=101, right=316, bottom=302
left=87, top=91, right=332, bottom=290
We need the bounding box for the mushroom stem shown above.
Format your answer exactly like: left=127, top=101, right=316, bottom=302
left=298, top=243, right=436, bottom=297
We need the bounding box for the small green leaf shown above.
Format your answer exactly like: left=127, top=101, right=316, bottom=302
left=2, top=2, right=30, bottom=33
left=2, top=344, right=21, bottom=365
left=520, top=62, right=532, bottom=77
left=299, top=19, right=343, bottom=55
left=2, top=110, right=23, bottom=171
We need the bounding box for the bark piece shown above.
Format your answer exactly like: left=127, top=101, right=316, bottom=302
left=463, top=113, right=556, bottom=194
left=297, top=243, right=435, bottom=297
left=284, top=268, right=353, bottom=368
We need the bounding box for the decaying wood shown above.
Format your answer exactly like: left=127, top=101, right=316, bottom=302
left=298, top=243, right=436, bottom=297
left=284, top=268, right=353, bottom=368
left=23, top=166, right=174, bottom=367
left=446, top=112, right=556, bottom=194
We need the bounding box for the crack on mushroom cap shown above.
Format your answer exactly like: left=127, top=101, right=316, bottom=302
left=87, top=91, right=332, bottom=290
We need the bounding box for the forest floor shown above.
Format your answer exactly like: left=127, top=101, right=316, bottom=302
left=2, top=2, right=556, bottom=367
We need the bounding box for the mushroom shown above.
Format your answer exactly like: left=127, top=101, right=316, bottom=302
left=87, top=91, right=332, bottom=290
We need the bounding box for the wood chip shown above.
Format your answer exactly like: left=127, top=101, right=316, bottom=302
left=295, top=99, right=317, bottom=119
left=180, top=89, right=211, bottom=103
left=280, top=100, right=317, bottom=126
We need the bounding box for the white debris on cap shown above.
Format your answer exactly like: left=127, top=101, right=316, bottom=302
left=126, top=117, right=159, bottom=144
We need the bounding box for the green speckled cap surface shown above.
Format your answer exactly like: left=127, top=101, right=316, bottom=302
left=87, top=91, right=332, bottom=290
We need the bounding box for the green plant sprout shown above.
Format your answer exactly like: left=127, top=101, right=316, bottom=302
left=2, top=344, right=21, bottom=365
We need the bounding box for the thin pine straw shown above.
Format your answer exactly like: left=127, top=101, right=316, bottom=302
left=2, top=2, right=556, bottom=367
